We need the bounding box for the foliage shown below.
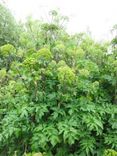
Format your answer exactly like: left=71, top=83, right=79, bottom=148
left=0, top=7, right=117, bottom=156
left=103, top=149, right=117, bottom=156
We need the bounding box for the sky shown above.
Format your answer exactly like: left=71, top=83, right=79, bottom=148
left=3, top=0, right=117, bottom=41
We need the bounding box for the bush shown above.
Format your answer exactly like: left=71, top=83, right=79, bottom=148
left=0, top=10, right=117, bottom=156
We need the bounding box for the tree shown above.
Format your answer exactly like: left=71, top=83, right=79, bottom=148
left=0, top=4, right=19, bottom=46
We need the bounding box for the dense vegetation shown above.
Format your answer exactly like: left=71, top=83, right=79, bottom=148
left=0, top=4, right=117, bottom=156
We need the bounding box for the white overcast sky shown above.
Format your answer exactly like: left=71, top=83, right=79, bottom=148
left=4, top=0, right=117, bottom=41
